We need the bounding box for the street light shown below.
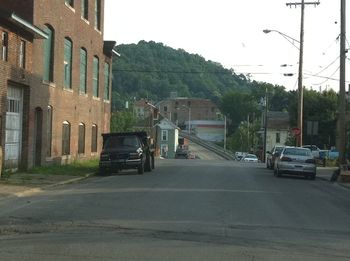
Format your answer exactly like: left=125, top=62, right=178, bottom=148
left=263, top=28, right=304, bottom=146
left=263, top=29, right=300, bottom=50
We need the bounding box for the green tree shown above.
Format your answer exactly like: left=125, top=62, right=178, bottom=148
left=288, top=89, right=338, bottom=148
left=110, top=111, right=136, bottom=132
left=221, top=90, right=260, bottom=133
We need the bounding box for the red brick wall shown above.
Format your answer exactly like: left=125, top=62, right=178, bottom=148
left=1, top=0, right=111, bottom=168
left=29, top=0, right=110, bottom=166
left=0, top=22, right=34, bottom=169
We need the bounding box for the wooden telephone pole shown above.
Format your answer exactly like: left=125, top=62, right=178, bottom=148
left=339, top=0, right=346, bottom=164
left=286, top=0, right=320, bottom=146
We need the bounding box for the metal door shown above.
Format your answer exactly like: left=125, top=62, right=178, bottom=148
left=5, top=86, right=23, bottom=169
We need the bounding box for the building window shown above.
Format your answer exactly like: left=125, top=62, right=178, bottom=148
left=81, top=0, right=88, bottom=20
left=64, top=38, right=72, bottom=89
left=94, top=0, right=101, bottom=30
left=104, top=62, right=110, bottom=100
left=80, top=48, right=87, bottom=94
left=43, top=25, right=54, bottom=82
left=47, top=106, right=53, bottom=157
left=161, top=130, right=168, bottom=141
left=276, top=132, right=281, bottom=143
left=92, top=56, right=99, bottom=97
left=91, top=124, right=98, bottom=152
left=19, top=40, right=26, bottom=68
left=65, top=0, right=74, bottom=7
left=1, top=31, right=8, bottom=61
left=78, top=123, right=85, bottom=154
left=62, top=121, right=71, bottom=155
left=187, top=101, right=191, bottom=107
left=164, top=106, right=167, bottom=112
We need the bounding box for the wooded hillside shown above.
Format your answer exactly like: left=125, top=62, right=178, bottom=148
left=112, top=40, right=250, bottom=110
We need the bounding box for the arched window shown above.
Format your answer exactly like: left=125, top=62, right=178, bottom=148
left=64, top=37, right=73, bottom=89
left=91, top=124, right=98, bottom=152
left=80, top=48, right=87, bottom=94
left=78, top=123, right=85, bottom=154
left=62, top=121, right=71, bottom=155
left=92, top=56, right=99, bottom=97
left=43, top=25, right=55, bottom=82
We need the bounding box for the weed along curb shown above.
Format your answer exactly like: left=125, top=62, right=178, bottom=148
left=14, top=173, right=95, bottom=198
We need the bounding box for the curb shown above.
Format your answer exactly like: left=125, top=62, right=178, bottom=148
left=2, top=173, right=96, bottom=199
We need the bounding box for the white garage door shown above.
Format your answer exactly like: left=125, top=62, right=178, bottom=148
left=5, top=86, right=23, bottom=169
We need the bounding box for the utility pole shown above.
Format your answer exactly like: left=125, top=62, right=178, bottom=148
left=286, top=0, right=320, bottom=146
left=339, top=0, right=346, bottom=164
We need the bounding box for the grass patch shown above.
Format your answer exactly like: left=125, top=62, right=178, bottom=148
left=25, top=159, right=99, bottom=176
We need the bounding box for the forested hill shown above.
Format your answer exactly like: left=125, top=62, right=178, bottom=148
left=111, top=40, right=251, bottom=110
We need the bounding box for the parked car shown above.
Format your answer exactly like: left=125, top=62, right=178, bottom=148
left=235, top=151, right=246, bottom=161
left=302, top=145, right=321, bottom=158
left=175, top=149, right=189, bottom=159
left=266, top=145, right=284, bottom=169
left=99, top=132, right=154, bottom=175
left=274, top=146, right=316, bottom=179
left=241, top=154, right=259, bottom=162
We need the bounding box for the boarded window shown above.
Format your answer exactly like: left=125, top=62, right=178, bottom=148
left=94, top=0, right=101, bottom=30
left=19, top=40, right=26, bottom=68
left=104, top=62, right=110, bottom=100
left=62, top=121, right=71, bottom=155
left=91, top=124, right=98, bottom=152
left=92, top=56, right=99, bottom=97
left=47, top=106, right=53, bottom=157
left=1, top=31, right=8, bottom=61
left=64, top=38, right=72, bottom=89
left=81, top=0, right=88, bottom=20
left=80, top=48, right=87, bottom=93
left=78, top=123, right=85, bottom=154
left=43, top=25, right=54, bottom=82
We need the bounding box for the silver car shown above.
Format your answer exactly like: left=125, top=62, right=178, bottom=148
left=274, top=146, right=316, bottom=179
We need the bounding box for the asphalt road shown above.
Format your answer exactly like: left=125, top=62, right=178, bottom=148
left=0, top=159, right=350, bottom=260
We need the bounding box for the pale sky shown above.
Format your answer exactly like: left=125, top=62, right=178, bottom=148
left=104, top=0, right=347, bottom=92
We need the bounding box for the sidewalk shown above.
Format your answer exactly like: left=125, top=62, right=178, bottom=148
left=317, top=166, right=350, bottom=188
left=0, top=173, right=94, bottom=199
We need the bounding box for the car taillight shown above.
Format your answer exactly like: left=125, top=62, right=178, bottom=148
left=305, top=159, right=316, bottom=164
left=281, top=156, right=292, bottom=162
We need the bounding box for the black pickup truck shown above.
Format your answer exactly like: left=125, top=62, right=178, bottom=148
left=99, top=131, right=155, bottom=175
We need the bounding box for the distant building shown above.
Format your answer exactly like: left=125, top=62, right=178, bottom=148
left=265, top=111, right=290, bottom=152
left=188, top=120, right=225, bottom=142
left=157, top=97, right=220, bottom=128
left=0, top=0, right=116, bottom=169
left=156, top=118, right=180, bottom=159
left=134, top=99, right=151, bottom=119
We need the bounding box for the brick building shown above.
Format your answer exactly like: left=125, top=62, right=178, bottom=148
left=157, top=97, right=220, bottom=129
left=0, top=0, right=116, bottom=170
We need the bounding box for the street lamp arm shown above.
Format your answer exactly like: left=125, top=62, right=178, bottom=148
left=263, top=29, right=300, bottom=50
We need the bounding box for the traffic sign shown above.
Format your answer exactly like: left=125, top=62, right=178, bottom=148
left=291, top=127, right=301, bottom=136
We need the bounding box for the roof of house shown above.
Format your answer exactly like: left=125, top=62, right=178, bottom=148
left=267, top=111, right=290, bottom=130
left=156, top=118, right=180, bottom=130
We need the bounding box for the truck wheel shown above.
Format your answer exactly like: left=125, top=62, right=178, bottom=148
left=145, top=155, right=152, bottom=172
left=99, top=167, right=108, bottom=176
left=138, top=161, right=144, bottom=175
left=151, top=154, right=155, bottom=169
